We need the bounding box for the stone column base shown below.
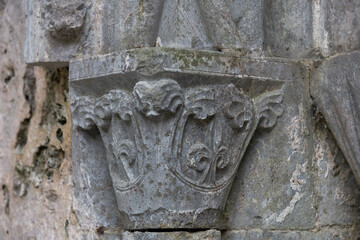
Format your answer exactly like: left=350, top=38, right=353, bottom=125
left=122, top=230, right=221, bottom=240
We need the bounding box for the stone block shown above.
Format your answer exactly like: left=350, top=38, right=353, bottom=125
left=321, top=0, right=360, bottom=56
left=315, top=124, right=360, bottom=227
left=219, top=61, right=317, bottom=230
left=26, top=0, right=265, bottom=65
left=263, top=0, right=314, bottom=59
left=24, top=0, right=100, bottom=65
left=71, top=128, right=121, bottom=229
left=311, top=51, right=360, bottom=186
left=311, top=51, right=360, bottom=225
left=226, top=0, right=263, bottom=52
left=101, top=0, right=165, bottom=54
left=222, top=227, right=360, bottom=240
left=122, top=230, right=221, bottom=240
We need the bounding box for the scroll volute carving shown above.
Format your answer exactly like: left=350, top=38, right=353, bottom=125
left=71, top=79, right=283, bottom=229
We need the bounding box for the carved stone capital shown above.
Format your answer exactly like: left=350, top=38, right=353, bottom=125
left=67, top=48, right=295, bottom=230
left=71, top=77, right=284, bottom=229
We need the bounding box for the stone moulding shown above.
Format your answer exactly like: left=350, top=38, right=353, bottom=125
left=69, top=48, right=289, bottom=229
left=69, top=47, right=294, bottom=83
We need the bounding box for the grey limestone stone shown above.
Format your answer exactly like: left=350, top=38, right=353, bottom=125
left=226, top=0, right=264, bottom=52
left=24, top=0, right=100, bottom=65
left=320, top=0, right=360, bottom=56
left=222, top=228, right=360, bottom=240
left=263, top=0, right=360, bottom=59
left=69, top=47, right=295, bottom=85
left=25, top=0, right=265, bottom=65
left=122, top=230, right=221, bottom=240
left=218, top=61, right=317, bottom=230
left=158, top=0, right=263, bottom=51
left=0, top=0, right=6, bottom=13
left=71, top=127, right=121, bottom=229
left=69, top=48, right=289, bottom=230
left=311, top=50, right=360, bottom=185
left=101, top=0, right=263, bottom=53
left=314, top=121, right=360, bottom=227
left=101, top=0, right=165, bottom=54
left=43, top=0, right=86, bottom=42
left=20, top=0, right=360, bottom=238
left=263, top=0, right=314, bottom=59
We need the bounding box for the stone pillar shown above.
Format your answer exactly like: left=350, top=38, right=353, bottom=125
left=23, top=0, right=360, bottom=239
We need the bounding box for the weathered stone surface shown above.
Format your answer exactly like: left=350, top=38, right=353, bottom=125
left=69, top=47, right=295, bottom=84
left=314, top=120, right=360, bottom=227
left=26, top=0, right=264, bottom=64
left=123, top=230, right=221, bottom=240
left=222, top=227, right=360, bottom=240
left=226, top=0, right=263, bottom=52
left=311, top=51, right=360, bottom=185
left=70, top=49, right=286, bottom=229
left=1, top=1, right=74, bottom=239
left=24, top=0, right=100, bottom=65
left=263, top=0, right=360, bottom=59
left=320, top=0, right=360, bottom=56
left=1, top=0, right=359, bottom=238
left=44, top=0, right=86, bottom=42
left=102, top=0, right=165, bottom=54
left=218, top=61, right=317, bottom=230
left=0, top=2, right=77, bottom=236
left=24, top=0, right=360, bottom=63
left=263, top=0, right=314, bottom=59
left=0, top=0, right=6, bottom=13
left=71, top=126, right=121, bottom=230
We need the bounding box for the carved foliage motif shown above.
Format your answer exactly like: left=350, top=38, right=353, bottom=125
left=72, top=79, right=283, bottom=191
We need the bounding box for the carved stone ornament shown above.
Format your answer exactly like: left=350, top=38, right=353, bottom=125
left=71, top=78, right=283, bottom=229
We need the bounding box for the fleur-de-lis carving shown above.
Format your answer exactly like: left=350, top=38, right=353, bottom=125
left=115, top=140, right=137, bottom=166
left=215, top=146, right=229, bottom=169
left=187, top=143, right=211, bottom=172
left=186, top=143, right=229, bottom=185
left=109, top=140, right=138, bottom=182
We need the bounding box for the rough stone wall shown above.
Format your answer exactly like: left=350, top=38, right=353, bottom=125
left=0, top=0, right=359, bottom=240
left=0, top=1, right=76, bottom=239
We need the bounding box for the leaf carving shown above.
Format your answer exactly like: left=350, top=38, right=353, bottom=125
left=114, top=140, right=137, bottom=166
left=186, top=143, right=211, bottom=172
left=108, top=90, right=133, bottom=121
left=185, top=88, right=216, bottom=119
left=71, top=80, right=284, bottom=192
left=109, top=140, right=137, bottom=182
left=255, top=89, right=284, bottom=129
left=215, top=146, right=229, bottom=169
left=224, top=85, right=254, bottom=129
left=133, top=79, right=184, bottom=117
left=71, top=90, right=134, bottom=130
left=71, top=97, right=97, bottom=130
left=94, top=96, right=112, bottom=129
